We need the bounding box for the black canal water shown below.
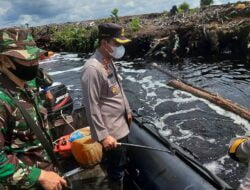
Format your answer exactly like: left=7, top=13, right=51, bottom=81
left=40, top=53, right=250, bottom=188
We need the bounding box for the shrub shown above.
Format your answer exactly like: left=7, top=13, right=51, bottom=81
left=200, top=0, right=214, bottom=7
left=179, top=2, right=190, bottom=12
left=51, top=25, right=98, bottom=52
left=129, top=17, right=141, bottom=32
left=111, top=8, right=119, bottom=23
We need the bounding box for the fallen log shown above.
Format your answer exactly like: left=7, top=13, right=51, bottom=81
left=168, top=79, right=250, bottom=121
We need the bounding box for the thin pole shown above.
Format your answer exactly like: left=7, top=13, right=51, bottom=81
left=117, top=142, right=171, bottom=153
left=151, top=62, right=184, bottom=82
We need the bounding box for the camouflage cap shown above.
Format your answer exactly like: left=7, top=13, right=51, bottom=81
left=0, top=27, right=46, bottom=61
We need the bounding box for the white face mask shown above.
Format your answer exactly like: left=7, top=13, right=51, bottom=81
left=109, top=45, right=125, bottom=59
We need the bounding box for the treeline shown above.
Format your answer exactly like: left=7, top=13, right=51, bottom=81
left=31, top=1, right=249, bottom=64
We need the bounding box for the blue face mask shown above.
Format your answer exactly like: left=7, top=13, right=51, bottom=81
left=109, top=45, right=125, bottom=59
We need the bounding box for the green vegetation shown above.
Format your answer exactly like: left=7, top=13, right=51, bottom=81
left=99, top=17, right=112, bottom=24
left=200, top=0, right=214, bottom=7
left=51, top=25, right=98, bottom=52
left=178, top=2, right=190, bottom=12
left=111, top=8, right=119, bottom=23
left=129, top=17, right=141, bottom=32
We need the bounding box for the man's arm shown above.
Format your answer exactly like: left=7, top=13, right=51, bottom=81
left=0, top=100, right=66, bottom=190
left=236, top=138, right=250, bottom=161
left=81, top=66, right=109, bottom=141
left=122, top=88, right=132, bottom=114
left=121, top=88, right=132, bottom=125
left=113, top=62, right=131, bottom=116
left=229, top=136, right=250, bottom=190
left=238, top=167, right=250, bottom=190
left=236, top=139, right=250, bottom=190
left=112, top=60, right=132, bottom=126
left=0, top=104, right=41, bottom=189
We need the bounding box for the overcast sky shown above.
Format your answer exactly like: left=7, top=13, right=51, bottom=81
left=0, top=0, right=244, bottom=28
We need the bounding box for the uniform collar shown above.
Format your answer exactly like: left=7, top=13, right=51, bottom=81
left=95, top=49, right=113, bottom=66
left=95, top=49, right=104, bottom=63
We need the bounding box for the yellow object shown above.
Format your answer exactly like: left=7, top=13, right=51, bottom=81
left=47, top=51, right=54, bottom=57
left=229, top=138, right=249, bottom=154
left=114, top=38, right=131, bottom=44
left=235, top=4, right=246, bottom=10
left=71, top=127, right=103, bottom=166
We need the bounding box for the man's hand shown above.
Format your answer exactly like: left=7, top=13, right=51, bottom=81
left=127, top=112, right=132, bottom=126
left=38, top=170, right=67, bottom=190
left=45, top=91, right=54, bottom=101
left=101, top=135, right=117, bottom=150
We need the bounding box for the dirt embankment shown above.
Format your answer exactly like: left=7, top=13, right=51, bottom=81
left=32, top=2, right=250, bottom=63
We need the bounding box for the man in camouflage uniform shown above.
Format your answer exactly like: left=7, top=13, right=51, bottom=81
left=0, top=28, right=67, bottom=190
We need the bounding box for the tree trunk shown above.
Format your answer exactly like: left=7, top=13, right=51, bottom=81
left=168, top=79, right=250, bottom=121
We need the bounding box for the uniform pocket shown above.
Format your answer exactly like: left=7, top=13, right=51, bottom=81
left=107, top=76, right=120, bottom=97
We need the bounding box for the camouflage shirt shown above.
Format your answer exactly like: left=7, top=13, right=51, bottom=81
left=0, top=73, right=53, bottom=189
